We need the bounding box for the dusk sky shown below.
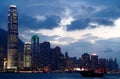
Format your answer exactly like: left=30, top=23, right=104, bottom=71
left=0, top=0, right=120, bottom=64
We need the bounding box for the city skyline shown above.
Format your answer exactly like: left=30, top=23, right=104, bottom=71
left=0, top=0, right=120, bottom=66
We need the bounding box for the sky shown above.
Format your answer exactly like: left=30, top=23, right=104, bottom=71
left=0, top=0, right=120, bottom=64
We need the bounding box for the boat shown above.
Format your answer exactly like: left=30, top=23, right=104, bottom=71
left=79, top=70, right=105, bottom=77
left=79, top=66, right=106, bottom=77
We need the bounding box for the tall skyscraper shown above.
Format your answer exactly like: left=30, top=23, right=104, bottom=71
left=39, top=41, right=51, bottom=71
left=81, top=53, right=90, bottom=69
left=24, top=42, right=32, bottom=68
left=40, top=42, right=50, bottom=67
left=7, top=5, right=19, bottom=70
left=31, top=35, right=40, bottom=70
left=91, top=54, right=98, bottom=69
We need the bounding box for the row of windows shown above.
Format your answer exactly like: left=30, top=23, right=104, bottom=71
left=8, top=24, right=18, bottom=28
left=8, top=44, right=17, bottom=48
left=9, top=34, right=18, bottom=38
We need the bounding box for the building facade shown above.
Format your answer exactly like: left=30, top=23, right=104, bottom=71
left=39, top=41, right=51, bottom=70
left=91, top=54, right=98, bottom=69
left=81, top=53, right=90, bottom=69
left=24, top=42, right=32, bottom=68
left=31, top=35, right=40, bottom=70
left=7, top=5, right=19, bottom=70
left=54, top=46, right=65, bottom=71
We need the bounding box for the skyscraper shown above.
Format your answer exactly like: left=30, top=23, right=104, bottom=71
left=7, top=5, right=19, bottom=70
left=91, top=54, right=98, bottom=69
left=31, top=35, right=40, bottom=70
left=24, top=42, right=32, bottom=68
left=54, top=46, right=65, bottom=71
left=39, top=42, right=50, bottom=69
left=81, top=53, right=90, bottom=69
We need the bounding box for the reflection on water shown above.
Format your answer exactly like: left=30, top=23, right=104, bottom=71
left=0, top=73, right=120, bottom=79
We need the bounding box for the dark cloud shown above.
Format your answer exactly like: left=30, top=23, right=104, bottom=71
left=0, top=0, right=119, bottom=31
left=67, top=19, right=91, bottom=31
left=0, top=2, right=61, bottom=30
left=93, top=7, right=120, bottom=19
left=19, top=14, right=60, bottom=30
left=37, top=15, right=60, bottom=29
left=67, top=18, right=114, bottom=31
left=85, top=0, right=120, bottom=6
left=92, top=18, right=114, bottom=26
left=0, top=0, right=64, bottom=17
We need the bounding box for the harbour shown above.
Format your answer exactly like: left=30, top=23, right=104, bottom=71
left=0, top=73, right=120, bottom=79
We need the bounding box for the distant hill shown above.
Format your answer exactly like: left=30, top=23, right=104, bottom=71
left=0, top=28, right=24, bottom=58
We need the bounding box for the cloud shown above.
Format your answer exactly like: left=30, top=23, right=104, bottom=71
left=66, top=18, right=114, bottom=31
left=21, top=17, right=120, bottom=47
left=19, top=31, right=52, bottom=43
left=93, top=7, right=120, bottom=19
left=60, top=8, right=74, bottom=26
left=67, top=19, right=91, bottom=31
left=19, top=33, right=31, bottom=42
left=85, top=0, right=120, bottom=6
left=19, top=14, right=60, bottom=30
left=35, top=16, right=46, bottom=21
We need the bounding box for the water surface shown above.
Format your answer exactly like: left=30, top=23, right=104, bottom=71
left=0, top=73, right=120, bottom=79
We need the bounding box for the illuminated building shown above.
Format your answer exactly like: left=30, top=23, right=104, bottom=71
left=7, top=5, right=19, bottom=70
left=31, top=35, right=40, bottom=70
left=91, top=54, right=98, bottom=69
left=24, top=42, right=32, bottom=68
left=3, top=58, right=7, bottom=71
left=65, top=57, right=74, bottom=71
left=81, top=53, right=90, bottom=69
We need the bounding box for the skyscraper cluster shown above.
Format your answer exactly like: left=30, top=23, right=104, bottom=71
left=0, top=5, right=119, bottom=73
left=23, top=36, right=119, bottom=72
left=24, top=37, right=65, bottom=72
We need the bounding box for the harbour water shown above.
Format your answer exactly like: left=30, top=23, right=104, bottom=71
left=0, top=73, right=120, bottom=79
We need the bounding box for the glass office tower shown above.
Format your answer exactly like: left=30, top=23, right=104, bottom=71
left=7, top=5, right=19, bottom=70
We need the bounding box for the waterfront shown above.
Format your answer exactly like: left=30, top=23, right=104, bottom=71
left=0, top=73, right=120, bottom=79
